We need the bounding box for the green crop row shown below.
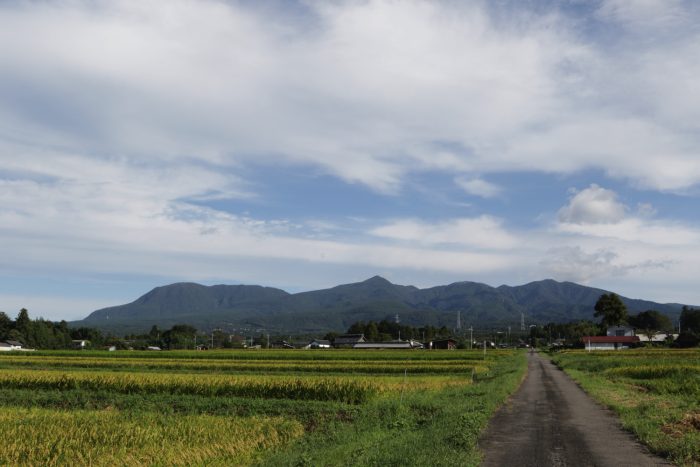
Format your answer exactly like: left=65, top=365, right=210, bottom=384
left=0, top=355, right=488, bottom=375
left=0, top=370, right=379, bottom=404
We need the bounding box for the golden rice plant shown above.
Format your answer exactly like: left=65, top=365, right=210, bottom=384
left=0, top=407, right=303, bottom=466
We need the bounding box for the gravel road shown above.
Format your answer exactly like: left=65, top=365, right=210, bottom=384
left=479, top=351, right=671, bottom=467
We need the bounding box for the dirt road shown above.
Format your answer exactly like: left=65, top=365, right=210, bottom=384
left=479, top=351, right=670, bottom=467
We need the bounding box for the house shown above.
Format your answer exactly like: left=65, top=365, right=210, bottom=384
left=353, top=340, right=423, bottom=350
left=429, top=339, right=457, bottom=350
left=332, top=334, right=366, bottom=348
left=0, top=341, right=27, bottom=351
left=305, top=339, right=331, bottom=349
left=0, top=341, right=24, bottom=351
left=72, top=339, right=90, bottom=350
left=581, top=335, right=640, bottom=350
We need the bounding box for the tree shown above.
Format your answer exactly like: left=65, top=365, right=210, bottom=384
left=0, top=312, right=11, bottom=340
left=676, top=306, right=700, bottom=348
left=680, top=306, right=700, bottom=333
left=16, top=308, right=30, bottom=333
left=162, top=324, right=197, bottom=349
left=593, top=293, right=628, bottom=328
left=629, top=310, right=672, bottom=341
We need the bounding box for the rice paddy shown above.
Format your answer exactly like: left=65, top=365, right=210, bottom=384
left=0, top=348, right=525, bottom=466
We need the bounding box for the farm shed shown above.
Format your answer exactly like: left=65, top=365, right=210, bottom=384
left=305, top=339, right=331, bottom=349
left=637, top=333, right=678, bottom=343
left=581, top=335, right=640, bottom=350
left=429, top=339, right=457, bottom=350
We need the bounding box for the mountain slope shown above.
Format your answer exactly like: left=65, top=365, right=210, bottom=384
left=72, top=277, right=688, bottom=334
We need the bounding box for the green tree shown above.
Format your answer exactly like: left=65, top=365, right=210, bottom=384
left=365, top=321, right=380, bottom=341
left=163, top=324, right=197, bottom=349
left=593, top=293, right=628, bottom=328
left=676, top=306, right=700, bottom=347
left=0, top=312, right=11, bottom=340
left=629, top=310, right=672, bottom=341
left=16, top=308, right=30, bottom=333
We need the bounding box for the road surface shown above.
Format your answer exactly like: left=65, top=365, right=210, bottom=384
left=479, top=351, right=670, bottom=467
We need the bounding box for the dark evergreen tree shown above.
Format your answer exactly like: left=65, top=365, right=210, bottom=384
left=593, top=293, right=628, bottom=327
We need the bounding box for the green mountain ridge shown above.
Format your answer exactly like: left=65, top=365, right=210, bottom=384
left=71, top=276, right=688, bottom=334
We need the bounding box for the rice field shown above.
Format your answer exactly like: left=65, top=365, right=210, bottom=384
left=0, top=348, right=524, bottom=466
left=551, top=348, right=700, bottom=466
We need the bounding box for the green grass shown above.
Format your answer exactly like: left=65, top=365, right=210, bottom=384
left=0, top=349, right=526, bottom=466
left=551, top=349, right=700, bottom=466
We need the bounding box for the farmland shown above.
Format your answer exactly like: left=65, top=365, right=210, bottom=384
left=551, top=349, right=700, bottom=465
left=0, top=349, right=525, bottom=466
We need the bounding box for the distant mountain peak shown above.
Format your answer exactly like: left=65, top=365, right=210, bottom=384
left=363, top=275, right=392, bottom=285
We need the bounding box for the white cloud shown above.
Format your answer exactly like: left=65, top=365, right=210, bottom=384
left=540, top=246, right=671, bottom=284
left=370, top=216, right=517, bottom=249
left=455, top=177, right=502, bottom=198
left=558, top=184, right=626, bottom=224
left=557, top=218, right=700, bottom=246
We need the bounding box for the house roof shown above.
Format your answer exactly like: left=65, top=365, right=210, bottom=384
left=581, top=336, right=640, bottom=344
left=6, top=340, right=22, bottom=346
left=334, top=334, right=365, bottom=344
left=353, top=342, right=415, bottom=349
left=309, top=339, right=331, bottom=345
left=0, top=342, right=12, bottom=347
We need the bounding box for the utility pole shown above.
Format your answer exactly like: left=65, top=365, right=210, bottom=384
left=468, top=326, right=473, bottom=350
left=520, top=312, right=525, bottom=332
left=266, top=333, right=270, bottom=349
left=456, top=310, right=461, bottom=332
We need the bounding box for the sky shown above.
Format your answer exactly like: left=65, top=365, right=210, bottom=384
left=1, top=0, right=699, bottom=321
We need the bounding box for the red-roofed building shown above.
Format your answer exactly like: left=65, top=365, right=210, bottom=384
left=581, top=335, right=640, bottom=350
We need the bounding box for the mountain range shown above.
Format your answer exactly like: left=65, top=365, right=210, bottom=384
left=70, top=276, right=688, bottom=335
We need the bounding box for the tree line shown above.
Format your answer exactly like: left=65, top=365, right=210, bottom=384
left=0, top=309, right=219, bottom=350
left=341, top=320, right=453, bottom=342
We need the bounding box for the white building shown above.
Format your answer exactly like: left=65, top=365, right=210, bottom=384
left=0, top=341, right=23, bottom=351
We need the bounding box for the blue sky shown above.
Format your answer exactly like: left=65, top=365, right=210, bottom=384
left=1, top=0, right=699, bottom=321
